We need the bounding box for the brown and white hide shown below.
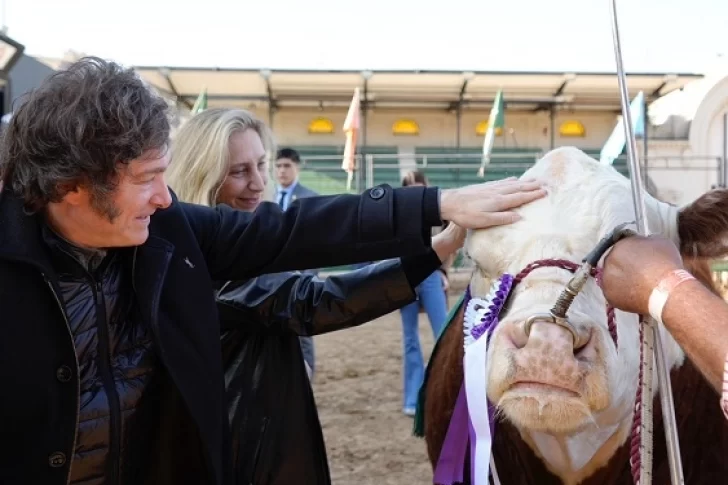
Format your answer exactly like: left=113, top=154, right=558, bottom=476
left=422, top=147, right=728, bottom=485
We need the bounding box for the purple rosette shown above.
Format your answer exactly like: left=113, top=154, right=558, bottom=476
left=433, top=273, right=514, bottom=485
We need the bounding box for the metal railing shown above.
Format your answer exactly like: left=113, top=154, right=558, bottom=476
left=364, top=152, right=542, bottom=189
left=297, top=154, right=364, bottom=195
left=639, top=155, right=724, bottom=190
left=297, top=152, right=723, bottom=194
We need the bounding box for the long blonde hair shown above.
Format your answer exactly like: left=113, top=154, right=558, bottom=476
left=167, top=108, right=276, bottom=207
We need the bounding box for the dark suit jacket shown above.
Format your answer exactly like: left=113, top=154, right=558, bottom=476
left=290, top=182, right=318, bottom=202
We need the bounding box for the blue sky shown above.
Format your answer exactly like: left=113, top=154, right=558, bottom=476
left=4, top=0, right=726, bottom=73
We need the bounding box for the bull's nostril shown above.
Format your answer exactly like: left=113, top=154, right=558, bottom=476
left=573, top=330, right=593, bottom=356
left=504, top=322, right=529, bottom=350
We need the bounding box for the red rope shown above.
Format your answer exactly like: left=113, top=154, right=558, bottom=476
left=513, top=258, right=589, bottom=284
left=630, top=319, right=645, bottom=485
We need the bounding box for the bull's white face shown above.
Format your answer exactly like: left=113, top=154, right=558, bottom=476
left=466, top=147, right=685, bottom=482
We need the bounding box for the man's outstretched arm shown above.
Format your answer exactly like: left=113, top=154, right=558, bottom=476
left=184, top=184, right=441, bottom=280
left=183, top=179, right=546, bottom=282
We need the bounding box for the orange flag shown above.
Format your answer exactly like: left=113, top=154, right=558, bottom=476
left=342, top=88, right=361, bottom=191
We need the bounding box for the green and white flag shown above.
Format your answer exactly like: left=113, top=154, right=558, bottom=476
left=191, top=87, right=208, bottom=114
left=478, top=89, right=504, bottom=177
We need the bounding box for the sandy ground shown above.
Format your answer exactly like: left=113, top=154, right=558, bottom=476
left=311, top=290, right=465, bottom=485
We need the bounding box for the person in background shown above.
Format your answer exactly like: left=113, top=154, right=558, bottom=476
left=274, top=147, right=318, bottom=209
left=273, top=147, right=319, bottom=378
left=398, top=170, right=451, bottom=417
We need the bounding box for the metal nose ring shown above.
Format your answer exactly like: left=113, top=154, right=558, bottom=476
left=524, top=312, right=584, bottom=348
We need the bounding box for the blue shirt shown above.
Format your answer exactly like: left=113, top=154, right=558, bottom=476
left=276, top=180, right=299, bottom=210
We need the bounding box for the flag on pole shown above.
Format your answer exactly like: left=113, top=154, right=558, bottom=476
left=191, top=87, right=208, bottom=115
left=342, top=88, right=361, bottom=192
left=478, top=89, right=505, bottom=177
left=600, top=91, right=645, bottom=165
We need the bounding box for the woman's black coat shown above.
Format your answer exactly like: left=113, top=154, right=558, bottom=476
left=216, top=250, right=443, bottom=484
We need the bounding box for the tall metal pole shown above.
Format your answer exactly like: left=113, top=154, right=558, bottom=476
left=643, top=94, right=649, bottom=187
left=608, top=1, right=684, bottom=484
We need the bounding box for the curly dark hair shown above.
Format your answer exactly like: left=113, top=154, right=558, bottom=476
left=0, top=56, right=170, bottom=215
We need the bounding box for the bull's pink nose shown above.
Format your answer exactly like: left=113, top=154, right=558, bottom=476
left=524, top=320, right=574, bottom=352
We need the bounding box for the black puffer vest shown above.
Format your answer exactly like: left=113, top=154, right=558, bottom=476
left=42, top=226, right=161, bottom=485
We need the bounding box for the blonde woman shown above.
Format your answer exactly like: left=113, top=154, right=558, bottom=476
left=170, top=109, right=317, bottom=377
left=167, top=108, right=468, bottom=485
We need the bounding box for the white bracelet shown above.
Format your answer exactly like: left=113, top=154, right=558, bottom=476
left=647, top=269, right=695, bottom=325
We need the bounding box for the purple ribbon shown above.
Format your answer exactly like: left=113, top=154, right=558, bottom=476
left=433, top=385, right=469, bottom=484
left=432, top=274, right=513, bottom=485
left=434, top=385, right=499, bottom=485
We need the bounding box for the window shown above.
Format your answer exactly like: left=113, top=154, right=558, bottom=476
left=308, top=117, right=334, bottom=134
left=392, top=119, right=420, bottom=136
left=559, top=120, right=586, bottom=137
left=475, top=120, right=503, bottom=136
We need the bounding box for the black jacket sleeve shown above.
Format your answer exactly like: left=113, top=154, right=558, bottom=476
left=182, top=184, right=442, bottom=281
left=215, top=249, right=443, bottom=336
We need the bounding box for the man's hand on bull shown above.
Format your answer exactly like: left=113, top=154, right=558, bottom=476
left=602, top=234, right=728, bottom=394
left=439, top=177, right=547, bottom=228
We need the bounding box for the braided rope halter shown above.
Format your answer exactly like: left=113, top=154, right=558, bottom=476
left=435, top=258, right=623, bottom=485
left=511, top=259, right=646, bottom=485
left=436, top=254, right=654, bottom=484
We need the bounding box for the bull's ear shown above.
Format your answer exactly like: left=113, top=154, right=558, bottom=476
left=677, top=189, right=728, bottom=258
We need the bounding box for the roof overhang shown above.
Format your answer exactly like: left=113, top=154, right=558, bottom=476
left=0, top=34, right=25, bottom=77
left=132, top=66, right=703, bottom=112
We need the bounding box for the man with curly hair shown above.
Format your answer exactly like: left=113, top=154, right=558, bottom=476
left=0, top=57, right=546, bottom=485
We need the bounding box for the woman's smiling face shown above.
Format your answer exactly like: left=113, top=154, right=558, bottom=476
left=216, top=128, right=269, bottom=212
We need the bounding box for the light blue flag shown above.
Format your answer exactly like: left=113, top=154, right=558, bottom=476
left=600, top=91, right=645, bottom=165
